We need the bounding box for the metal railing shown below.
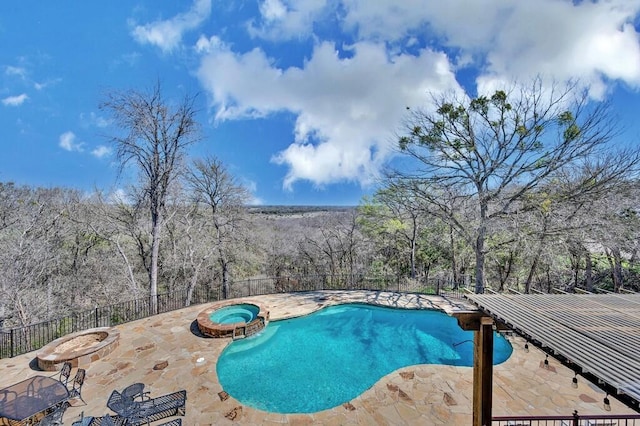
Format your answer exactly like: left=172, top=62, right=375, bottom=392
left=493, top=411, right=640, bottom=425
left=0, top=275, right=467, bottom=358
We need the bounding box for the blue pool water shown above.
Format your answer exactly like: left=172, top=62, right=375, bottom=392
left=216, top=303, right=512, bottom=413
left=209, top=304, right=259, bottom=324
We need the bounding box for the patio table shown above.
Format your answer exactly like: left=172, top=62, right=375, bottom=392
left=0, top=375, right=69, bottom=425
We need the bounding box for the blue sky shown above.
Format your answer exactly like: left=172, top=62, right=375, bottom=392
left=2, top=1, right=640, bottom=205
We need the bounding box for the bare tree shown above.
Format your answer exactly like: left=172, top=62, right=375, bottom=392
left=100, top=82, right=200, bottom=311
left=395, top=79, right=640, bottom=293
left=185, top=156, right=251, bottom=299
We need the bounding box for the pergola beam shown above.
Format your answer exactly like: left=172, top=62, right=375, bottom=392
left=455, top=312, right=495, bottom=426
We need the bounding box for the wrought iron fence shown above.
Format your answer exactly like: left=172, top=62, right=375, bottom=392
left=0, top=275, right=467, bottom=359
left=492, top=411, right=640, bottom=425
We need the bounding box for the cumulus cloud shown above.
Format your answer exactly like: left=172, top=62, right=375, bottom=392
left=248, top=0, right=328, bottom=40
left=59, top=131, right=84, bottom=152
left=193, top=0, right=640, bottom=190
left=339, top=0, right=640, bottom=96
left=2, top=93, right=28, bottom=107
left=131, top=0, right=211, bottom=52
left=91, top=145, right=111, bottom=158
left=248, top=0, right=640, bottom=94
left=196, top=40, right=461, bottom=189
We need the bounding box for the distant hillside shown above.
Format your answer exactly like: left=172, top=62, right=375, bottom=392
left=247, top=205, right=356, bottom=215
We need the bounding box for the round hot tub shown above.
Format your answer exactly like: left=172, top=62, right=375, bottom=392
left=197, top=301, right=269, bottom=339
left=210, top=304, right=260, bottom=324
left=36, top=327, right=120, bottom=371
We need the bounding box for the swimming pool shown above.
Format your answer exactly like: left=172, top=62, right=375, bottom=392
left=216, top=303, right=512, bottom=413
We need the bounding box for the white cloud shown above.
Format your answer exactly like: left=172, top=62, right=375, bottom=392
left=340, top=0, right=640, bottom=96
left=4, top=66, right=27, bottom=78
left=108, top=188, right=131, bottom=204
left=131, top=0, right=211, bottom=53
left=91, top=145, right=111, bottom=158
left=196, top=41, right=461, bottom=189
left=59, top=131, right=84, bottom=152
left=261, top=0, right=288, bottom=20
left=193, top=0, right=640, bottom=190
left=247, top=0, right=640, bottom=94
left=80, top=112, right=110, bottom=128
left=195, top=35, right=224, bottom=53
left=248, top=0, right=328, bottom=40
left=240, top=179, right=264, bottom=205
left=33, top=78, right=61, bottom=91
left=1, top=93, right=28, bottom=107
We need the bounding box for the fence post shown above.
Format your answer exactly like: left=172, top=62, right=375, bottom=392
left=95, top=306, right=99, bottom=328
left=10, top=329, right=14, bottom=358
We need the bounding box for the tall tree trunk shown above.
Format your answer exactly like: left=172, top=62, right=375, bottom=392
left=475, top=200, right=487, bottom=294
left=449, top=225, right=459, bottom=286
left=524, top=219, right=548, bottom=294
left=524, top=253, right=539, bottom=294
left=185, top=266, right=199, bottom=306
left=605, top=247, right=624, bottom=292
left=221, top=259, right=229, bottom=299
left=410, top=216, right=417, bottom=279
left=149, top=212, right=161, bottom=314
left=571, top=251, right=580, bottom=291
left=585, top=250, right=593, bottom=292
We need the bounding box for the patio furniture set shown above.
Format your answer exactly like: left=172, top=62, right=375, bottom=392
left=0, top=363, right=85, bottom=426
left=0, top=362, right=185, bottom=425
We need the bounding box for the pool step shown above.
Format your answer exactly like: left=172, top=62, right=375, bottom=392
left=232, top=317, right=266, bottom=340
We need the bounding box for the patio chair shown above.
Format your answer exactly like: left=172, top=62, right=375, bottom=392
left=95, top=414, right=123, bottom=426
left=107, top=389, right=186, bottom=425
left=37, top=401, right=70, bottom=426
left=157, top=419, right=182, bottom=426
left=57, top=361, right=72, bottom=387
left=121, top=383, right=150, bottom=402
left=68, top=368, right=86, bottom=404
left=70, top=413, right=126, bottom=426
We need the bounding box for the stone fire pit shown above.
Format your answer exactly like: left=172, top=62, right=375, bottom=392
left=36, top=327, right=120, bottom=371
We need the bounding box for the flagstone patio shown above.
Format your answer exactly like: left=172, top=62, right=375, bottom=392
left=0, top=290, right=636, bottom=425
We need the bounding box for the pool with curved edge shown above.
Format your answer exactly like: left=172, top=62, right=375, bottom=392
left=217, top=303, right=513, bottom=413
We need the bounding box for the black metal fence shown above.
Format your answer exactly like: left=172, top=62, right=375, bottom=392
left=0, top=274, right=467, bottom=359
left=493, top=412, right=640, bottom=425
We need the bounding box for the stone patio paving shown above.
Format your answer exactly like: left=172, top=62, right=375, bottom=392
left=0, top=290, right=636, bottom=425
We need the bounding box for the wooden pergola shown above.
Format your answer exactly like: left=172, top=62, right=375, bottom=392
left=453, top=293, right=640, bottom=426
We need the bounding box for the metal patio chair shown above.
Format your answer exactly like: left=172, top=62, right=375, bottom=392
left=107, top=388, right=186, bottom=426
left=57, top=361, right=72, bottom=387
left=68, top=368, right=86, bottom=404
left=37, top=401, right=70, bottom=426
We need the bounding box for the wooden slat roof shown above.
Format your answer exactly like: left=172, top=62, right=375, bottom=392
left=464, top=293, right=640, bottom=402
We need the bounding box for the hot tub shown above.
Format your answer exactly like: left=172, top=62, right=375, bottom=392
left=197, top=301, right=269, bottom=339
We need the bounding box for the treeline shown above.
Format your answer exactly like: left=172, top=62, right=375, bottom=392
left=1, top=177, right=638, bottom=329
left=0, top=182, right=369, bottom=328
